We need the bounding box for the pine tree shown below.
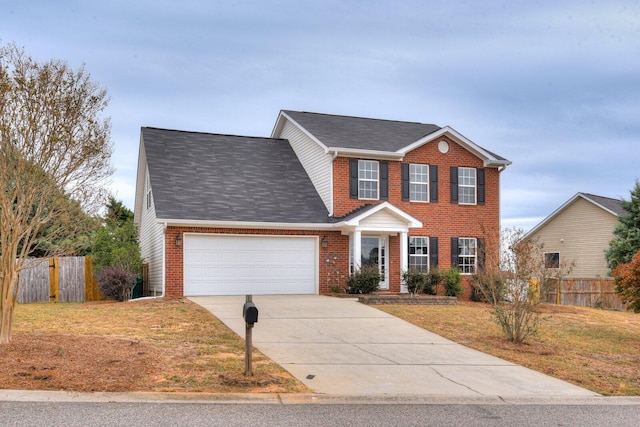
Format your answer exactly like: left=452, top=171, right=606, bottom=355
left=606, top=181, right=640, bottom=270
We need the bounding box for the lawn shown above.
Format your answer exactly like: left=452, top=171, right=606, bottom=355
left=377, top=301, right=640, bottom=396
left=2, top=298, right=638, bottom=396
left=1, top=298, right=308, bottom=394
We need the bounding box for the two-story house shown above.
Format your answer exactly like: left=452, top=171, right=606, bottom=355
left=134, top=110, right=510, bottom=298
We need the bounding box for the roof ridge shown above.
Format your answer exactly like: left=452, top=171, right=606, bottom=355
left=283, top=110, right=438, bottom=127
left=142, top=126, right=286, bottom=141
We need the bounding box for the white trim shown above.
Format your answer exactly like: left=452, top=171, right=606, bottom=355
left=400, top=231, right=408, bottom=293
left=157, top=218, right=339, bottom=230
left=398, top=126, right=512, bottom=168
left=343, top=202, right=422, bottom=229
left=272, top=111, right=330, bottom=152
left=327, top=147, right=404, bottom=161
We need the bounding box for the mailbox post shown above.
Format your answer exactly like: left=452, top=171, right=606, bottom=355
left=242, top=295, right=259, bottom=376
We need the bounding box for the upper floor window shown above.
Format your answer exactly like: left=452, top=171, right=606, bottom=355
left=545, top=252, right=560, bottom=269
left=403, top=164, right=438, bottom=203
left=450, top=167, right=484, bottom=205
left=358, top=160, right=379, bottom=200
left=458, top=167, right=476, bottom=204
left=410, top=164, right=429, bottom=202
left=409, top=237, right=430, bottom=271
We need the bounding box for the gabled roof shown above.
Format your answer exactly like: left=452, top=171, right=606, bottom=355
left=141, top=127, right=331, bottom=224
left=525, top=192, right=625, bottom=238
left=273, top=110, right=511, bottom=167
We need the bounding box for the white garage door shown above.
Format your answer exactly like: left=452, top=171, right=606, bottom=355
left=183, top=234, right=317, bottom=296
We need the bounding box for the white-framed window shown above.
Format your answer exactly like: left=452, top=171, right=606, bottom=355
left=409, top=237, right=429, bottom=271
left=458, top=237, right=477, bottom=274
left=410, top=164, right=429, bottom=202
left=358, top=160, right=379, bottom=200
left=545, top=252, right=560, bottom=269
left=458, top=167, right=476, bottom=204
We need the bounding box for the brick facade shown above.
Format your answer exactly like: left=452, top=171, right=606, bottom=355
left=332, top=136, right=501, bottom=298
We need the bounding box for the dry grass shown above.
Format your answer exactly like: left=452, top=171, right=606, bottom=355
left=377, top=301, right=640, bottom=396
left=3, top=298, right=308, bottom=394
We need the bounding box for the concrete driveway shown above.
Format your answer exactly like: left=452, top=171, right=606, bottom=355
left=190, top=295, right=598, bottom=397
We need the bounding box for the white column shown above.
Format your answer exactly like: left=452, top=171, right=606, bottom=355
left=400, top=231, right=408, bottom=293
left=353, top=229, right=362, bottom=271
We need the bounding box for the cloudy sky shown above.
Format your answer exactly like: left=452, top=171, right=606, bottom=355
left=3, top=0, right=639, bottom=230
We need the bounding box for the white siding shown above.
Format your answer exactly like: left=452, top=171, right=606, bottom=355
left=277, top=120, right=333, bottom=214
left=138, top=166, right=164, bottom=295
left=530, top=198, right=618, bottom=278
left=359, top=210, right=407, bottom=228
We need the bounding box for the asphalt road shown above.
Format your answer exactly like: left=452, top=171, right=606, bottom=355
left=1, top=401, right=639, bottom=427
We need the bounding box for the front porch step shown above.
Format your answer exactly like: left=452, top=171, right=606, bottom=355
left=357, top=294, right=457, bottom=305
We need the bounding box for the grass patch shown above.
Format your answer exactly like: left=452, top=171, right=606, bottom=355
left=377, top=301, right=640, bottom=396
left=5, top=298, right=307, bottom=393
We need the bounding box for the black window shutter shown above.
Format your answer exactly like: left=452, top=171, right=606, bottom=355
left=450, top=167, right=458, bottom=204
left=380, top=161, right=388, bottom=200
left=477, top=238, right=485, bottom=273
left=430, top=165, right=438, bottom=202
left=349, top=159, right=358, bottom=199
left=401, top=163, right=410, bottom=201
left=429, top=236, right=439, bottom=268
left=477, top=168, right=485, bottom=205
left=451, top=237, right=459, bottom=268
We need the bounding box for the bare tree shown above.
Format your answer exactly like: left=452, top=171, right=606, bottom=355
left=0, top=43, right=113, bottom=344
left=472, top=227, right=573, bottom=343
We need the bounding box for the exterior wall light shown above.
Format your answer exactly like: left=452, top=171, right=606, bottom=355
left=321, top=235, right=328, bottom=248
left=176, top=234, right=183, bottom=247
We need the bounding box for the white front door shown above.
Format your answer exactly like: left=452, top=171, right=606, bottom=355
left=361, top=236, right=388, bottom=290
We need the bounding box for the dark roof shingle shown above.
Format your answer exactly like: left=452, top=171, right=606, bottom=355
left=282, top=110, right=441, bottom=152
left=580, top=193, right=626, bottom=216
left=142, top=127, right=330, bottom=223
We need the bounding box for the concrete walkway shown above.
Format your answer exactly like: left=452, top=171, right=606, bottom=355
left=190, top=295, right=599, bottom=397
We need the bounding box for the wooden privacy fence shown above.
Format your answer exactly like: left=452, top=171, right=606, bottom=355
left=18, top=256, right=101, bottom=303
left=543, top=278, right=627, bottom=311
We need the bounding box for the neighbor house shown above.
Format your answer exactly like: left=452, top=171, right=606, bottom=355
left=524, top=192, right=625, bottom=278
left=133, top=110, right=511, bottom=297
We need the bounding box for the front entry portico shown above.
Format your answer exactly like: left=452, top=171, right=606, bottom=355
left=340, top=202, right=422, bottom=293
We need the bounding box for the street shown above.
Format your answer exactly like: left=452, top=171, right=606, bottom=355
left=1, top=401, right=638, bottom=427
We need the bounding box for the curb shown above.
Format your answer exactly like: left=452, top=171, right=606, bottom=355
left=1, top=390, right=639, bottom=406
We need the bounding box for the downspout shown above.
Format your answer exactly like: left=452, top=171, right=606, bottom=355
left=161, top=222, right=166, bottom=297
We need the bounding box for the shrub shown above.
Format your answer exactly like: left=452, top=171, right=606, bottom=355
left=96, top=266, right=136, bottom=302
left=443, top=268, right=463, bottom=297
left=401, top=269, right=428, bottom=296
left=347, top=265, right=382, bottom=294
left=424, top=269, right=444, bottom=295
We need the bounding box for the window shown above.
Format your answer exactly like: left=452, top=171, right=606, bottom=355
left=458, top=167, right=476, bottom=204
left=545, top=252, right=560, bottom=269
left=409, top=164, right=429, bottom=202
left=457, top=237, right=477, bottom=274
left=358, top=160, right=379, bottom=199
left=409, top=237, right=430, bottom=271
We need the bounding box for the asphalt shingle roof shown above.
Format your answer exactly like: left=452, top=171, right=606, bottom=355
left=580, top=193, right=626, bottom=217
left=142, top=127, right=330, bottom=223
left=282, top=110, right=442, bottom=152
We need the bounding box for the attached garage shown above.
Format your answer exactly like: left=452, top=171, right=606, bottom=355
left=183, top=234, right=318, bottom=296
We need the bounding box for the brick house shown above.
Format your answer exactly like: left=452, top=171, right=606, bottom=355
left=133, top=110, right=510, bottom=297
